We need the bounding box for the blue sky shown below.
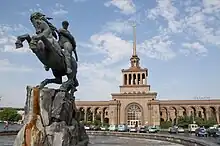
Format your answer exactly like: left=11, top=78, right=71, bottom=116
left=0, top=0, right=220, bottom=107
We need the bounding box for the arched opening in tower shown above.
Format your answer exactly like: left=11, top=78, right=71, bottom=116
left=137, top=73, right=140, bottom=85
left=133, top=74, right=136, bottom=85
left=128, top=74, right=132, bottom=85
left=142, top=73, right=146, bottom=84
left=124, top=74, right=127, bottom=85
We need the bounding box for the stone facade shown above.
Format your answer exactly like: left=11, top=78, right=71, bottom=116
left=75, top=26, right=220, bottom=127
left=76, top=56, right=220, bottom=126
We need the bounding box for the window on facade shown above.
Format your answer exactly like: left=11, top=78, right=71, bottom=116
left=127, top=104, right=142, bottom=126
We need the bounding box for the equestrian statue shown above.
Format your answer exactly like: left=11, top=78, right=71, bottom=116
left=15, top=12, right=79, bottom=97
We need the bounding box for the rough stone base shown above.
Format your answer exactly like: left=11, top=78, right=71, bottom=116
left=13, top=86, right=89, bottom=146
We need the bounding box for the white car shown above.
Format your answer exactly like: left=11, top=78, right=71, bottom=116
left=148, top=127, right=158, bottom=133
left=129, top=127, right=138, bottom=132
left=188, top=124, right=198, bottom=133
left=84, top=126, right=90, bottom=130
left=177, top=127, right=185, bottom=133
left=100, top=126, right=108, bottom=131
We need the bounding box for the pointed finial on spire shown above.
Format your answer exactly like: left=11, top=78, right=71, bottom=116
left=132, top=23, right=137, bottom=56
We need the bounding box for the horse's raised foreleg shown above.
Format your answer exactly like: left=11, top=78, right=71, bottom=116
left=15, top=34, right=31, bottom=48
left=38, top=77, right=62, bottom=89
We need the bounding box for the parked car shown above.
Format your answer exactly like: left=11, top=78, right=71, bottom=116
left=100, top=126, right=109, bottom=131
left=154, top=125, right=161, bottom=132
left=129, top=127, right=138, bottom=132
left=213, top=124, right=220, bottom=129
left=84, top=125, right=90, bottom=130
left=217, top=137, right=220, bottom=145
left=169, top=127, right=178, bottom=134
left=207, top=127, right=218, bottom=137
left=195, top=127, right=208, bottom=137
left=118, top=124, right=129, bottom=132
left=90, top=125, right=95, bottom=130
left=139, top=126, right=148, bottom=133
left=177, top=127, right=185, bottom=133
left=93, top=125, right=101, bottom=131
left=108, top=124, right=118, bottom=131
left=216, top=130, right=220, bottom=137
left=148, top=127, right=158, bottom=133
left=188, top=124, right=198, bottom=133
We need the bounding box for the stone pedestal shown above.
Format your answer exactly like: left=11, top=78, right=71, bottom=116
left=13, top=86, right=89, bottom=146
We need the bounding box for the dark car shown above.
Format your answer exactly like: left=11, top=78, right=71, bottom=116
left=169, top=127, right=178, bottom=134
left=216, top=129, right=220, bottom=137
left=195, top=128, right=208, bottom=137
left=93, top=125, right=101, bottom=131
left=139, top=126, right=148, bottom=133
left=207, top=127, right=218, bottom=137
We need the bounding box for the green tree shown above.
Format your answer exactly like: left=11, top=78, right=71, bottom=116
left=0, top=108, right=22, bottom=122
left=178, top=115, right=217, bottom=128
left=195, top=117, right=216, bottom=128
left=14, top=114, right=22, bottom=121
left=178, top=116, right=193, bottom=128
left=160, top=121, right=172, bottom=129
left=93, top=120, right=101, bottom=126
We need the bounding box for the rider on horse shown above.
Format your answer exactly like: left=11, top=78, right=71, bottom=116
left=58, top=20, right=78, bottom=74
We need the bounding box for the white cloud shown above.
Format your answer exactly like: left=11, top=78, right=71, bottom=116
left=146, top=0, right=220, bottom=57
left=105, top=0, right=136, bottom=15
left=102, top=20, right=132, bottom=34
left=147, top=0, right=183, bottom=33
left=182, top=2, right=220, bottom=46
left=52, top=3, right=68, bottom=16
left=202, top=0, right=220, bottom=14
left=75, top=63, right=121, bottom=101
left=138, top=34, right=176, bottom=60
left=181, top=42, right=208, bottom=56
left=0, top=59, right=33, bottom=72
left=0, top=24, right=30, bottom=53
left=88, top=32, right=133, bottom=65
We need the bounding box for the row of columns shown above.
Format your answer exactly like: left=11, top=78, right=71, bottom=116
left=83, top=110, right=106, bottom=123
left=162, top=108, right=220, bottom=124
left=123, top=73, right=146, bottom=85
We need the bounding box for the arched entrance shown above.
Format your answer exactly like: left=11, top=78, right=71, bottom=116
left=126, top=103, right=143, bottom=127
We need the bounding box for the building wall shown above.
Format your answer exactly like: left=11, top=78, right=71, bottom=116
left=76, top=99, right=220, bottom=126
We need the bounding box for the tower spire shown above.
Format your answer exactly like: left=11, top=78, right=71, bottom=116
left=130, top=23, right=140, bottom=68
left=132, top=24, right=137, bottom=56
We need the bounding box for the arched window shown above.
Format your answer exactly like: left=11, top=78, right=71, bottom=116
left=127, top=104, right=142, bottom=127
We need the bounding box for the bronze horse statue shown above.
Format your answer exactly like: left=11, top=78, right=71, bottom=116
left=15, top=12, right=78, bottom=97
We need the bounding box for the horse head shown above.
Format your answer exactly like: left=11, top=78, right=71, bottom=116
left=30, top=12, right=45, bottom=34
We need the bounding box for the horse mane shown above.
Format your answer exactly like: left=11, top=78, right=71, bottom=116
left=41, top=17, right=58, bottom=39
left=31, top=12, right=58, bottom=40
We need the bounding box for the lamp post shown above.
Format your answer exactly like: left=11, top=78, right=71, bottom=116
left=192, top=112, right=195, bottom=124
